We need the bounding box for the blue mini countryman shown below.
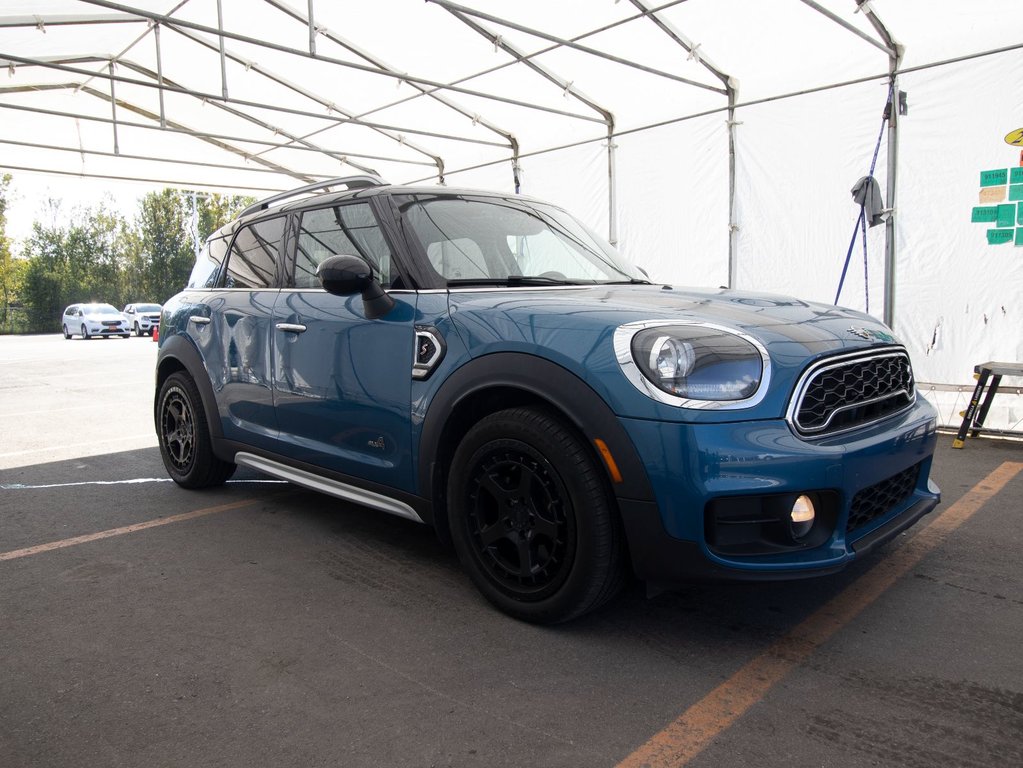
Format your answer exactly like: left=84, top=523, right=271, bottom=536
left=155, top=176, right=940, bottom=623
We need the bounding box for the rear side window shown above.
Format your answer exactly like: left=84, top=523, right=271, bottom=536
left=223, top=217, right=285, bottom=289
left=294, top=203, right=394, bottom=289
left=187, top=235, right=231, bottom=289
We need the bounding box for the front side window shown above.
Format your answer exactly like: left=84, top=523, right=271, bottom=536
left=394, top=194, right=645, bottom=286
left=223, top=217, right=285, bottom=289
left=294, top=203, right=394, bottom=289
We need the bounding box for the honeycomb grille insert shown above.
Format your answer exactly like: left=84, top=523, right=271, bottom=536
left=847, top=462, right=920, bottom=533
left=792, top=350, right=914, bottom=436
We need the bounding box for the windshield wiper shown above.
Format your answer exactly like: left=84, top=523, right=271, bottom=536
left=446, top=276, right=581, bottom=287
left=506, top=275, right=580, bottom=286
left=604, top=278, right=653, bottom=285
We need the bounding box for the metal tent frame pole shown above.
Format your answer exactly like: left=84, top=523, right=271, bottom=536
left=628, top=0, right=737, bottom=283
left=441, top=6, right=621, bottom=243
left=857, top=1, right=903, bottom=329
left=798, top=0, right=901, bottom=325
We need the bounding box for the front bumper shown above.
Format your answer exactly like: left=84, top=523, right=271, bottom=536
left=616, top=397, right=941, bottom=584
left=86, top=323, right=130, bottom=335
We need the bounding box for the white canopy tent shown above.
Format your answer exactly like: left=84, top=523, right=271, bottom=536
left=2, top=0, right=1021, bottom=429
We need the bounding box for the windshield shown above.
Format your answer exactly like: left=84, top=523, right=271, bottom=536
left=394, top=194, right=646, bottom=286
left=85, top=304, right=120, bottom=314
left=136, top=304, right=162, bottom=312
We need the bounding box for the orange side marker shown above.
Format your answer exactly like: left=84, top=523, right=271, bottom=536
left=617, top=461, right=1023, bottom=768
left=0, top=497, right=261, bottom=562
left=594, top=439, right=624, bottom=484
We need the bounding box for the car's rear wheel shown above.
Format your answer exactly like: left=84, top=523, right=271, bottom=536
left=157, top=372, right=235, bottom=488
left=447, top=406, right=625, bottom=624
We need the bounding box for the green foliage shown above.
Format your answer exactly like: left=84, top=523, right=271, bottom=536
left=129, top=189, right=251, bottom=303
left=0, top=174, right=30, bottom=332
left=11, top=183, right=254, bottom=334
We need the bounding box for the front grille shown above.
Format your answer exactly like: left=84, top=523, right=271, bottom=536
left=847, top=462, right=920, bottom=533
left=791, top=349, right=914, bottom=436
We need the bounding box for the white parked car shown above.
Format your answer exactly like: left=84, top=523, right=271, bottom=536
left=122, top=303, right=163, bottom=336
left=61, top=303, right=131, bottom=339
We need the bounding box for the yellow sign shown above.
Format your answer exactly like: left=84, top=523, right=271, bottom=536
left=1006, top=128, right=1023, bottom=146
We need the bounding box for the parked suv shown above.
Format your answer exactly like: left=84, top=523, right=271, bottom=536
left=123, top=303, right=163, bottom=336
left=155, top=176, right=940, bottom=623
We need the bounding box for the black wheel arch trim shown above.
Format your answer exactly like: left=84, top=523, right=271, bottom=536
left=155, top=334, right=225, bottom=444
left=418, top=352, right=656, bottom=507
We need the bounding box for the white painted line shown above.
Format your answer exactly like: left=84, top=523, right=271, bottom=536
left=1, top=478, right=288, bottom=490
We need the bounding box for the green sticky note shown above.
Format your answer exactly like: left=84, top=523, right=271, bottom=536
left=972, top=206, right=999, bottom=222
left=1016, top=228, right=1023, bottom=247
left=1010, top=185, right=1023, bottom=201
left=988, top=228, right=1014, bottom=245
left=1011, top=167, right=1023, bottom=184
left=981, top=169, right=1009, bottom=187
left=997, top=203, right=1016, bottom=227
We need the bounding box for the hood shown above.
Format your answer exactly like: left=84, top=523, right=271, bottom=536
left=447, top=284, right=898, bottom=358
left=446, top=284, right=902, bottom=421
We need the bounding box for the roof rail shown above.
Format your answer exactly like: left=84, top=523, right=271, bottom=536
left=240, top=174, right=387, bottom=217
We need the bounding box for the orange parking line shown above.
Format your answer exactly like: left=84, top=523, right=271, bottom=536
left=0, top=497, right=262, bottom=562
left=617, top=461, right=1023, bottom=768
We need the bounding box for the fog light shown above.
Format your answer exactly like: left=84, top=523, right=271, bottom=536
left=790, top=494, right=816, bottom=539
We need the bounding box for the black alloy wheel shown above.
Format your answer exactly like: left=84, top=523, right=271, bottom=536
left=156, top=372, right=235, bottom=488
left=448, top=406, right=625, bottom=624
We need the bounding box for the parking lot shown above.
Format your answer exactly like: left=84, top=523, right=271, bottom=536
left=1, top=334, right=1021, bottom=768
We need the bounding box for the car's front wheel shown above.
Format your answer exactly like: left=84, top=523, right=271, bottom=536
left=134, top=322, right=141, bottom=336
left=157, top=372, right=235, bottom=488
left=62, top=325, right=71, bottom=339
left=447, top=407, right=625, bottom=624
left=81, top=324, right=90, bottom=340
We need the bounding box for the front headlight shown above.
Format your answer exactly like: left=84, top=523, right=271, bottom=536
left=615, top=322, right=770, bottom=408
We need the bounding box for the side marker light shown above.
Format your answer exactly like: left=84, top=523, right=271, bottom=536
left=594, top=439, right=623, bottom=484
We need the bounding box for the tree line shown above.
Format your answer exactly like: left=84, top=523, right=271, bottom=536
left=0, top=173, right=252, bottom=334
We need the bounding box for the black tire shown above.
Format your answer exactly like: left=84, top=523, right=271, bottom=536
left=134, top=322, right=141, bottom=336
left=447, top=407, right=625, bottom=624
left=62, top=325, right=71, bottom=340
left=81, top=324, right=90, bottom=340
left=156, top=372, right=235, bottom=488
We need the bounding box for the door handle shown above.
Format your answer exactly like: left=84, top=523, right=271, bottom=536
left=275, top=323, right=307, bottom=334
left=189, top=316, right=211, bottom=326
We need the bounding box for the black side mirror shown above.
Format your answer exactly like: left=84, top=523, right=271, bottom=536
left=317, top=254, right=395, bottom=320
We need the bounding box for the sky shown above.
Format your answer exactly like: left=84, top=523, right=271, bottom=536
left=4, top=172, right=167, bottom=251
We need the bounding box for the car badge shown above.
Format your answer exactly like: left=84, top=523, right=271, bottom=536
left=847, top=327, right=873, bottom=340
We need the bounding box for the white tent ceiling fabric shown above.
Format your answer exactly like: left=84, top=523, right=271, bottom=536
left=1, top=0, right=1021, bottom=428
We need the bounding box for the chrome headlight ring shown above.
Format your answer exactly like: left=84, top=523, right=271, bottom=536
left=613, top=320, right=771, bottom=410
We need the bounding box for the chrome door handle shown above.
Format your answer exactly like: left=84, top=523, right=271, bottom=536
left=189, top=316, right=211, bottom=326
left=275, top=323, right=307, bottom=334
